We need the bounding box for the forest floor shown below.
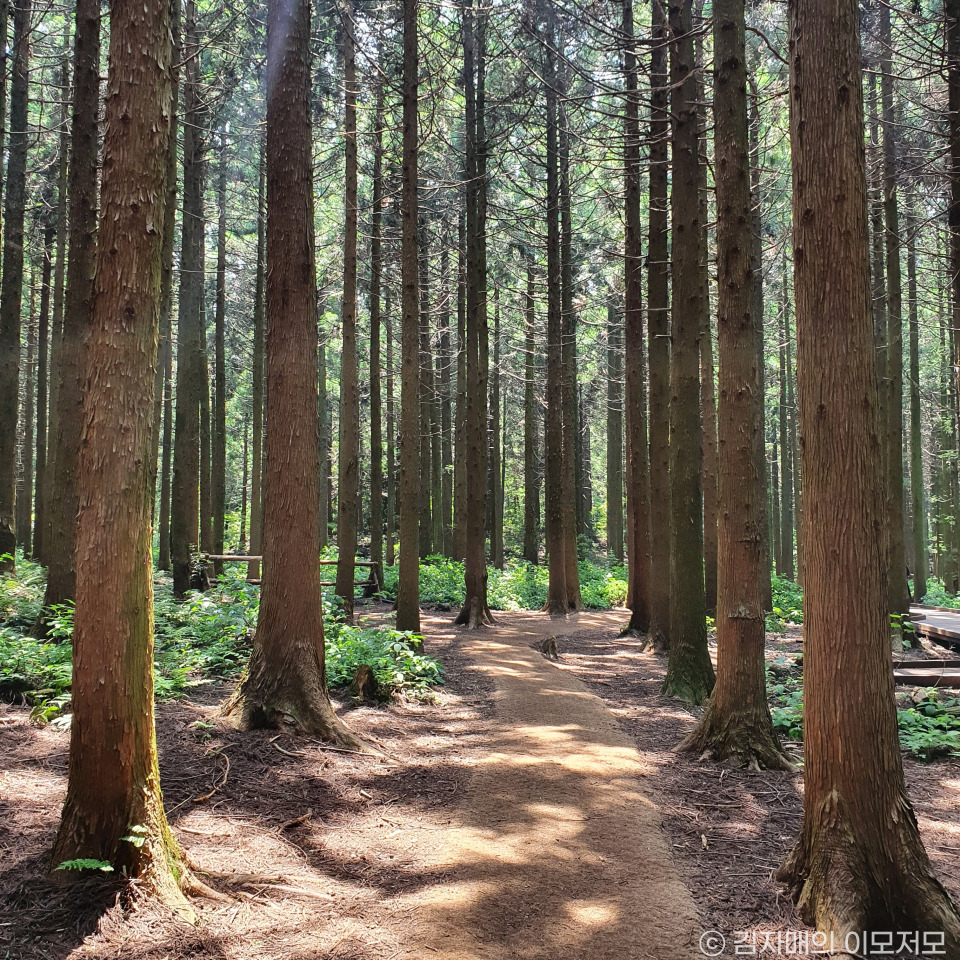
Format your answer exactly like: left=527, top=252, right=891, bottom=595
left=2, top=606, right=960, bottom=960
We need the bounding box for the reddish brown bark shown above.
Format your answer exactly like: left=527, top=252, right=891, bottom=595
left=647, top=0, right=671, bottom=649
left=335, top=0, right=360, bottom=617
left=543, top=13, right=567, bottom=617
left=779, top=0, right=960, bottom=943
left=50, top=0, right=191, bottom=909
left=0, top=0, right=30, bottom=571
left=623, top=0, right=650, bottom=633
left=225, top=0, right=359, bottom=745
left=39, top=0, right=99, bottom=622
left=662, top=0, right=713, bottom=703
left=679, top=0, right=788, bottom=769
left=455, top=0, right=493, bottom=628
left=396, top=0, right=421, bottom=632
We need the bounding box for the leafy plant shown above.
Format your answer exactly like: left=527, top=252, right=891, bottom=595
left=768, top=677, right=960, bottom=762
left=380, top=556, right=628, bottom=611
left=0, top=556, right=445, bottom=715
left=766, top=576, right=804, bottom=631
left=324, top=621, right=442, bottom=695
left=56, top=858, right=114, bottom=873
left=898, top=695, right=960, bottom=761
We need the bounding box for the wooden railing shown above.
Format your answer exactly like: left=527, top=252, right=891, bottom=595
left=203, top=555, right=381, bottom=593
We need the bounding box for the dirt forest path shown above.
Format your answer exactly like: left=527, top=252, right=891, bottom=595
left=412, top=609, right=701, bottom=960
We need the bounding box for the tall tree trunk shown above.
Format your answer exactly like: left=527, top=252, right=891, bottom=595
left=38, top=0, right=98, bottom=621
left=335, top=0, right=360, bottom=617
left=779, top=283, right=795, bottom=580
left=696, top=20, right=718, bottom=619
left=318, top=331, right=329, bottom=549
left=786, top=275, right=802, bottom=587
left=488, top=290, right=503, bottom=569
left=579, top=388, right=592, bottom=539
left=369, top=79, right=385, bottom=591
left=199, top=261, right=212, bottom=567
left=385, top=279, right=396, bottom=565
left=949, top=0, right=960, bottom=594
left=647, top=0, right=671, bottom=648
left=452, top=212, right=467, bottom=560
left=41, top=24, right=68, bottom=570
left=247, top=138, right=266, bottom=580
left=606, top=301, right=623, bottom=562
left=212, top=129, right=228, bottom=577
left=50, top=0, right=192, bottom=909
left=32, top=222, right=53, bottom=559
left=239, top=419, right=248, bottom=552
left=679, top=0, right=788, bottom=768
left=881, top=3, right=908, bottom=621
left=429, top=258, right=444, bottom=558
left=663, top=0, right=713, bottom=703
left=156, top=7, right=180, bottom=574
left=771, top=433, right=782, bottom=576
left=396, top=0, right=421, bottom=632
left=559, top=105, right=582, bottom=610
left=523, top=255, right=539, bottom=563
left=226, top=0, right=360, bottom=747
left=17, top=306, right=34, bottom=557
left=623, top=0, right=649, bottom=631
left=0, top=0, right=31, bottom=571
left=418, top=222, right=433, bottom=557
left=907, top=192, right=925, bottom=602
left=439, top=248, right=454, bottom=558
left=543, top=11, right=567, bottom=616
left=868, top=69, right=887, bottom=493
left=455, top=0, right=492, bottom=627
left=748, top=78, right=772, bottom=610
left=170, top=0, right=207, bottom=598
left=779, top=0, right=960, bottom=943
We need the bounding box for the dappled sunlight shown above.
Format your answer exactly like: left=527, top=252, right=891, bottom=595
left=564, top=899, right=616, bottom=927
left=412, top=608, right=700, bottom=960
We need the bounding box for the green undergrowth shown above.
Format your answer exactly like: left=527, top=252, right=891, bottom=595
left=379, top=555, right=628, bottom=611
left=765, top=575, right=804, bottom=631
left=769, top=671, right=960, bottom=762
left=0, top=553, right=442, bottom=722
left=921, top=580, right=960, bottom=610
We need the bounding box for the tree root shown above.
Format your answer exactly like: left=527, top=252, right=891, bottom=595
left=778, top=792, right=960, bottom=955
left=454, top=595, right=495, bottom=629
left=676, top=688, right=793, bottom=771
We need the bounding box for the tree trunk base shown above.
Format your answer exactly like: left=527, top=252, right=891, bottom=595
left=454, top=595, right=495, bottom=629
left=661, top=658, right=714, bottom=705
left=777, top=791, right=960, bottom=954
left=348, top=664, right=379, bottom=700
left=647, top=619, right=669, bottom=653
left=623, top=611, right=648, bottom=635
left=541, top=600, right=568, bottom=619
left=52, top=791, right=201, bottom=925
left=223, top=676, right=367, bottom=751
left=677, top=697, right=793, bottom=771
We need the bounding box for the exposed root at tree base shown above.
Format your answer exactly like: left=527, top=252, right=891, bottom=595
left=222, top=690, right=370, bottom=753
left=677, top=726, right=794, bottom=772
left=777, top=812, right=960, bottom=956
left=453, top=595, right=495, bottom=629
left=676, top=701, right=794, bottom=771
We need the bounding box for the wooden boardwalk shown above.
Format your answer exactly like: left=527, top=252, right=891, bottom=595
left=910, top=605, right=960, bottom=649
left=896, top=606, right=960, bottom=688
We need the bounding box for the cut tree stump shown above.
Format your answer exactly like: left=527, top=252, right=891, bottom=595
left=349, top=664, right=379, bottom=700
